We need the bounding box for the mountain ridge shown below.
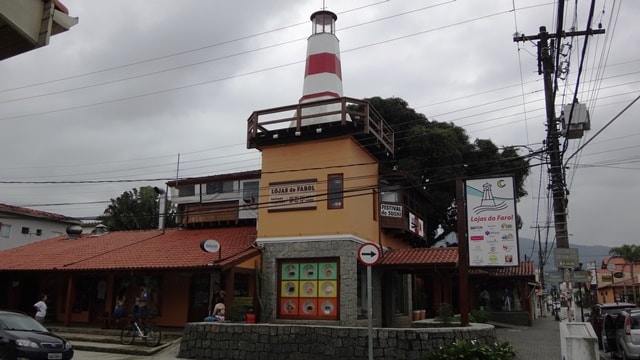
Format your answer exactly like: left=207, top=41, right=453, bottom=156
left=518, top=237, right=612, bottom=269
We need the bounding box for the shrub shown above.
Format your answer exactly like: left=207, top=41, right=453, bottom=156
left=470, top=308, right=492, bottom=323
left=422, top=339, right=516, bottom=360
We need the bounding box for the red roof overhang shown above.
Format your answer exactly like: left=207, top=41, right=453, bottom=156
left=379, top=247, right=458, bottom=270
left=0, top=227, right=259, bottom=272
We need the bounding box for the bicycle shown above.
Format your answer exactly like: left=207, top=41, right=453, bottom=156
left=120, top=315, right=162, bottom=347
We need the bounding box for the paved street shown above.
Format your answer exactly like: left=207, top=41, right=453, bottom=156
left=495, top=314, right=562, bottom=359
left=73, top=341, right=181, bottom=360
left=495, top=312, right=613, bottom=360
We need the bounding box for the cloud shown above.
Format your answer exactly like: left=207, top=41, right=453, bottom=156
left=0, top=0, right=638, bottom=251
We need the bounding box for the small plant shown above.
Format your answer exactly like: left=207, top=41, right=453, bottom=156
left=422, top=339, right=516, bottom=360
left=470, top=308, right=492, bottom=323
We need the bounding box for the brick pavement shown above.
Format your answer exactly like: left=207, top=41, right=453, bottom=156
left=495, top=312, right=610, bottom=360
left=494, top=314, right=562, bottom=360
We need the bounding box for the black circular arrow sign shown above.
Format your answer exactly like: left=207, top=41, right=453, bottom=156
left=358, top=243, right=381, bottom=266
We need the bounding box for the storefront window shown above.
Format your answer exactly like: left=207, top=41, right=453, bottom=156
left=114, top=275, right=163, bottom=317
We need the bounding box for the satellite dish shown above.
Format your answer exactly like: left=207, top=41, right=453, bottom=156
left=606, top=263, right=616, bottom=272
left=200, top=239, right=220, bottom=253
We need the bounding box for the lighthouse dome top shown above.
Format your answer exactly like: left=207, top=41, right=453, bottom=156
left=310, top=10, right=337, bottom=34
left=310, top=10, right=337, bottom=21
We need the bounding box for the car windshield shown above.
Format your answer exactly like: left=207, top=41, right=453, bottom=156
left=0, top=313, right=48, bottom=332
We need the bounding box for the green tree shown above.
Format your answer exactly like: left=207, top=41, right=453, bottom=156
left=99, top=186, right=176, bottom=231
left=365, top=96, right=531, bottom=244
left=609, top=244, right=640, bottom=303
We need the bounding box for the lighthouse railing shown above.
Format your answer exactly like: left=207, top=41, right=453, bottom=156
left=247, top=97, right=394, bottom=155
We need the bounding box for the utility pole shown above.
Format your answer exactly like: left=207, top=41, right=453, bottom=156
left=514, top=26, right=604, bottom=249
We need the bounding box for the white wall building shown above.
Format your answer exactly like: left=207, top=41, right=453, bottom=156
left=0, top=203, right=81, bottom=251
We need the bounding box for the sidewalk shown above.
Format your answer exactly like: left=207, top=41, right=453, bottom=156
left=494, top=314, right=562, bottom=360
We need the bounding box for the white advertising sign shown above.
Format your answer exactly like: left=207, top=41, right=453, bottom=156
left=380, top=204, right=402, bottom=218
left=465, top=176, right=519, bottom=267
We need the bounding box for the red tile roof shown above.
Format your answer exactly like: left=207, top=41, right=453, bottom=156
left=469, top=260, right=535, bottom=277
left=597, top=257, right=640, bottom=272
left=380, top=247, right=458, bottom=268
left=0, top=227, right=258, bottom=271
left=54, top=0, right=69, bottom=14
left=380, top=247, right=535, bottom=277
left=0, top=203, right=81, bottom=224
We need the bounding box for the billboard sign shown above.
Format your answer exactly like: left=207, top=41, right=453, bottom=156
left=465, top=176, right=520, bottom=267
left=554, top=248, right=579, bottom=268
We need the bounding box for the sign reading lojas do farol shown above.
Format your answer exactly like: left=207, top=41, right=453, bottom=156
left=269, top=179, right=317, bottom=212
left=465, top=176, right=519, bottom=267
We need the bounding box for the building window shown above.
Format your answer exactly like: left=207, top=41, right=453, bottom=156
left=21, top=227, right=29, bottom=235
left=327, top=174, right=343, bottom=209
left=0, top=224, right=11, bottom=238
left=380, top=190, right=399, bottom=202
left=278, top=258, right=339, bottom=320
left=242, top=180, right=259, bottom=207
left=206, top=181, right=234, bottom=194
left=176, top=185, right=195, bottom=197
left=36, top=229, right=42, bottom=236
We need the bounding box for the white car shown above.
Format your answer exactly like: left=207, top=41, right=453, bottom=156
left=615, top=309, right=640, bottom=359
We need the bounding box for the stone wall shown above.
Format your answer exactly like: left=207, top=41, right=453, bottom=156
left=178, top=322, right=496, bottom=360
left=259, top=238, right=384, bottom=326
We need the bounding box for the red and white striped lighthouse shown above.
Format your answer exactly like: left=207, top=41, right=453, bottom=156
left=300, top=10, right=343, bottom=104
left=293, top=10, right=344, bottom=127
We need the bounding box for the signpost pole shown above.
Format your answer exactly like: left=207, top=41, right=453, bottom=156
left=456, top=179, right=469, bottom=326
left=367, top=265, right=373, bottom=360
left=357, top=242, right=381, bottom=360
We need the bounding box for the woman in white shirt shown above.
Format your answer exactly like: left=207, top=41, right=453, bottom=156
left=33, top=294, right=48, bottom=324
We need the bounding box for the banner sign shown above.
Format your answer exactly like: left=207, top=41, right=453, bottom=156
left=408, top=212, right=424, bottom=238
left=465, top=176, right=519, bottom=267
left=268, top=179, right=317, bottom=212
left=380, top=203, right=402, bottom=218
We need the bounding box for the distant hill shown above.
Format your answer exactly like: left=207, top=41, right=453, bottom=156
left=518, top=237, right=612, bottom=269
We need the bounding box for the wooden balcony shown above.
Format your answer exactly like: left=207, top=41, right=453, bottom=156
left=247, top=97, right=394, bottom=159
left=380, top=201, right=427, bottom=246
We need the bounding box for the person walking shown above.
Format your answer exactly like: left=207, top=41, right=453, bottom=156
left=33, top=294, right=48, bottom=324
left=502, top=288, right=512, bottom=311
left=136, top=285, right=150, bottom=320
left=113, top=291, right=126, bottom=319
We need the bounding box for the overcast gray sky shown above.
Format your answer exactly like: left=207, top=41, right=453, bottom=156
left=1, top=1, right=638, bottom=252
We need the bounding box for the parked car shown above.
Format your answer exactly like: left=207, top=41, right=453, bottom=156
left=0, top=310, right=74, bottom=359
left=589, top=302, right=637, bottom=349
left=605, top=309, right=640, bottom=359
